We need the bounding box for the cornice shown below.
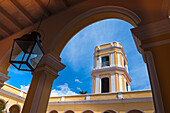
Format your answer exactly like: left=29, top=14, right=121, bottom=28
left=35, top=53, right=66, bottom=75
left=48, top=97, right=152, bottom=105
left=131, top=19, right=170, bottom=41
left=91, top=66, right=131, bottom=82
left=0, top=72, right=10, bottom=82
left=0, top=89, right=25, bottom=101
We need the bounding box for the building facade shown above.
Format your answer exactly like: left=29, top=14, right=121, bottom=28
left=0, top=42, right=154, bottom=113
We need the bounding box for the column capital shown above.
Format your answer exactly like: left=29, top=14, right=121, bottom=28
left=33, top=53, right=66, bottom=77
left=0, top=72, right=10, bottom=88
left=131, top=19, right=170, bottom=62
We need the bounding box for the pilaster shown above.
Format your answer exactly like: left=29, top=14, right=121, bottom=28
left=22, top=53, right=65, bottom=113
left=131, top=19, right=170, bottom=113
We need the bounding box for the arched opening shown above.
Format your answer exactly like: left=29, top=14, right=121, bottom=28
left=0, top=99, right=6, bottom=112
left=101, top=77, right=110, bottom=93
left=9, top=104, right=20, bottom=113
left=49, top=110, right=58, bottom=113
left=127, top=109, right=143, bottom=113
left=65, top=110, right=74, bottom=113
left=82, top=110, right=94, bottom=113
left=103, top=110, right=116, bottom=113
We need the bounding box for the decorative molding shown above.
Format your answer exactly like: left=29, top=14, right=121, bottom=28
left=0, top=72, right=10, bottom=87
left=0, top=89, right=25, bottom=101
left=48, top=97, right=153, bottom=105
left=144, top=51, right=165, bottom=113
left=91, top=66, right=131, bottom=82
left=34, top=53, right=66, bottom=77
left=141, top=38, right=170, bottom=49
left=131, top=19, right=170, bottom=41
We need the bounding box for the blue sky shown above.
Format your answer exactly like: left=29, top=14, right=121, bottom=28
left=6, top=19, right=151, bottom=96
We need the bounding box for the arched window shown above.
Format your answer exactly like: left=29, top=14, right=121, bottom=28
left=101, top=77, right=110, bottom=93
left=0, top=99, right=6, bottom=111
left=9, top=105, right=20, bottom=113
left=65, top=110, right=74, bottom=113
left=127, top=110, right=143, bottom=113
left=104, top=110, right=116, bottom=113
left=83, top=110, right=94, bottom=113
left=50, top=110, right=58, bottom=113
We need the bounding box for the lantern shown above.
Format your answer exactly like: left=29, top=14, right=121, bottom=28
left=9, top=31, right=44, bottom=71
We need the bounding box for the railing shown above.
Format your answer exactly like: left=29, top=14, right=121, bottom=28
left=101, top=61, right=110, bottom=67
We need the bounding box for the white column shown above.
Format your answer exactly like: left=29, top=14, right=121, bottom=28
left=119, top=73, right=123, bottom=92
left=128, top=85, right=131, bottom=91
left=122, top=55, right=124, bottom=67
left=95, top=75, right=99, bottom=93
left=111, top=73, right=115, bottom=92
left=117, top=52, right=121, bottom=67
left=92, top=77, right=94, bottom=93
left=124, top=77, right=127, bottom=91
left=111, top=52, right=114, bottom=67
left=126, top=64, right=128, bottom=72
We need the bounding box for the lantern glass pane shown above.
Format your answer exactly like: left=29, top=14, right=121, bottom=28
left=28, top=42, right=43, bottom=69
left=11, top=41, right=22, bottom=61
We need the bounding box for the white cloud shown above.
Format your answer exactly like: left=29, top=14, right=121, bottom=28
left=75, top=79, right=83, bottom=83
left=77, top=87, right=81, bottom=91
left=20, top=84, right=30, bottom=92
left=50, top=83, right=78, bottom=97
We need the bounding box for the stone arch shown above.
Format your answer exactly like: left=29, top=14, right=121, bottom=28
left=0, top=5, right=141, bottom=74
left=126, top=108, right=144, bottom=113
left=64, top=109, right=74, bottom=113
left=9, top=104, right=21, bottom=113
left=81, top=109, right=94, bottom=113
left=49, top=109, right=58, bottom=113
left=50, top=5, right=140, bottom=59
left=102, top=109, right=117, bottom=113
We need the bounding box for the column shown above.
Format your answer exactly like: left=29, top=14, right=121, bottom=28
left=128, top=84, right=131, bottom=91
left=22, top=54, right=65, bottom=113
left=111, top=73, right=115, bottom=92
left=110, top=52, right=114, bottom=67
left=95, top=75, right=99, bottom=93
left=117, top=52, right=121, bottom=67
left=131, top=19, right=170, bottom=113
left=122, top=55, right=124, bottom=67
left=124, top=76, right=127, bottom=91
left=118, top=73, right=123, bottom=92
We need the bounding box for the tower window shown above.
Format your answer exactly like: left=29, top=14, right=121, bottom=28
left=101, top=77, right=110, bottom=93
left=102, top=56, right=110, bottom=67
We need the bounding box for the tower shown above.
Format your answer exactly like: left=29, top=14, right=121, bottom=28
left=91, top=42, right=131, bottom=94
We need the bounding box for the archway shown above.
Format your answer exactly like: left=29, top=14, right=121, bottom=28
left=0, top=2, right=166, bottom=113
left=9, top=104, right=21, bottom=113
left=127, top=109, right=143, bottom=113
left=82, top=110, right=94, bottom=113
left=49, top=110, right=58, bottom=113
left=103, top=110, right=116, bottom=113
left=64, top=110, right=74, bottom=113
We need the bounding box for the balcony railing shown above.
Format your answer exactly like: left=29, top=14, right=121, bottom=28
left=101, top=61, right=110, bottom=67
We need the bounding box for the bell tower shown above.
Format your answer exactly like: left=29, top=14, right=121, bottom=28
left=91, top=42, right=131, bottom=94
